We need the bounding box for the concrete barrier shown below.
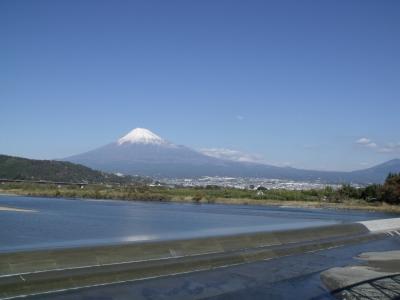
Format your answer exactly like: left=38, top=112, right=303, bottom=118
left=0, top=223, right=368, bottom=276
left=321, top=250, right=400, bottom=299
left=1, top=219, right=399, bottom=299
left=359, top=218, right=400, bottom=233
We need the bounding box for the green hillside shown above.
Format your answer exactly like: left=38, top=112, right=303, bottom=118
left=0, top=154, right=148, bottom=184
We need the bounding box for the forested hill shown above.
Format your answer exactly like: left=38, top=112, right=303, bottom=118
left=0, top=154, right=148, bottom=184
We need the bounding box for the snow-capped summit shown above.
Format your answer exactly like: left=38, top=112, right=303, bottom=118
left=117, top=128, right=166, bottom=145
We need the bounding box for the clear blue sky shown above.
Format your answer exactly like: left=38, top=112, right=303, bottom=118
left=1, top=0, right=399, bottom=171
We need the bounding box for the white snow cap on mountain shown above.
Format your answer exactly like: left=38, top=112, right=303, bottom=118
left=117, top=128, right=166, bottom=145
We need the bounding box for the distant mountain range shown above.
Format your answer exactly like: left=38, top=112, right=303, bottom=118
left=0, top=154, right=147, bottom=184
left=65, top=128, right=400, bottom=184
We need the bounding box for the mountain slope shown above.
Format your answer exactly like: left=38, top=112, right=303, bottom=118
left=66, top=128, right=229, bottom=175
left=346, top=159, right=400, bottom=183
left=65, top=128, right=400, bottom=183
left=0, top=154, right=146, bottom=184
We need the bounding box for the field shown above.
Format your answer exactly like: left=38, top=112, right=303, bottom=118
left=1, top=181, right=400, bottom=214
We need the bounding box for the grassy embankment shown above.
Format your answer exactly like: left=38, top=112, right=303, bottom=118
left=1, top=182, right=400, bottom=213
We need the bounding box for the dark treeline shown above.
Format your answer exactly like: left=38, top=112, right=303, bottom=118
left=338, top=173, right=400, bottom=204
left=0, top=154, right=149, bottom=185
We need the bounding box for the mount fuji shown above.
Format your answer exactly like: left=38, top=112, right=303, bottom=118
left=65, top=128, right=232, bottom=178
left=65, top=128, right=400, bottom=183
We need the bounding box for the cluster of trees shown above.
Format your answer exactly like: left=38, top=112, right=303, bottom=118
left=0, top=154, right=150, bottom=185
left=338, top=173, right=400, bottom=204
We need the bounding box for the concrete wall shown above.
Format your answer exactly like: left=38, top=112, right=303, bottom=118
left=1, top=219, right=400, bottom=299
